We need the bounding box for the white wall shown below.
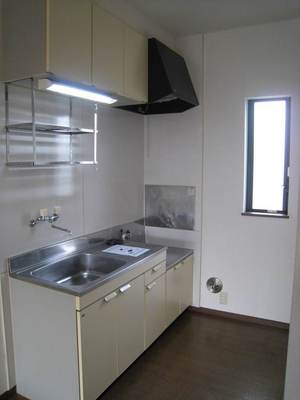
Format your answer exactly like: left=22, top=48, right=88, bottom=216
left=0, top=0, right=2, bottom=79
left=144, top=34, right=204, bottom=306
left=0, top=279, right=9, bottom=394
left=285, top=192, right=300, bottom=398
left=201, top=19, right=300, bottom=322
left=0, top=88, right=144, bottom=272
left=145, top=19, right=300, bottom=322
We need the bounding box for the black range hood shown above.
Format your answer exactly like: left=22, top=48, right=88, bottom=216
left=119, top=38, right=199, bottom=115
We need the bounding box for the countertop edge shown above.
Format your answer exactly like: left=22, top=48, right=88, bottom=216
left=166, top=249, right=194, bottom=271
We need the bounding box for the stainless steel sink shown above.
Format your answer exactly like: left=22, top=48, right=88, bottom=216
left=30, top=253, right=126, bottom=287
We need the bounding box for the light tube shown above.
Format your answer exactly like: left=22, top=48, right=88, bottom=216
left=40, top=80, right=117, bottom=104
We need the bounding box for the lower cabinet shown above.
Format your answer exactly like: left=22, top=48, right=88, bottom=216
left=78, top=289, right=118, bottom=400
left=180, top=255, right=193, bottom=312
left=166, top=264, right=181, bottom=326
left=10, top=251, right=193, bottom=400
left=116, top=275, right=145, bottom=374
left=145, top=273, right=166, bottom=348
left=78, top=275, right=144, bottom=400
left=166, top=255, right=193, bottom=326
left=77, top=256, right=193, bottom=400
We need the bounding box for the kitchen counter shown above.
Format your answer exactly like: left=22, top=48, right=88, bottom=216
left=166, top=246, right=194, bottom=270
left=9, top=241, right=193, bottom=400
left=8, top=230, right=193, bottom=297
left=9, top=239, right=166, bottom=296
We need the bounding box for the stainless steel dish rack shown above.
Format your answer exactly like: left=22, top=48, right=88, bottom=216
left=4, top=79, right=98, bottom=167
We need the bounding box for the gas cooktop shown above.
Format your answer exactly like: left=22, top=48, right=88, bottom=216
left=102, top=245, right=150, bottom=258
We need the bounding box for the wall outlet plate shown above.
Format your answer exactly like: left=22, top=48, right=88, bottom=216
left=53, top=206, right=61, bottom=215
left=219, top=292, right=228, bottom=305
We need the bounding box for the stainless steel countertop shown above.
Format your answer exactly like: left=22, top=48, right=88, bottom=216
left=9, top=231, right=193, bottom=297
left=10, top=241, right=167, bottom=297
left=166, top=246, right=194, bottom=270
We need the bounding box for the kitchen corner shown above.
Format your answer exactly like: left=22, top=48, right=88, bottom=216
left=1, top=1, right=298, bottom=399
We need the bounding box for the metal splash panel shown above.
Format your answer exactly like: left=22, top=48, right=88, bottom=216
left=145, top=185, right=196, bottom=230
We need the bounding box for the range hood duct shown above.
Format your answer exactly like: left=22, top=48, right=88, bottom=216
left=119, top=38, right=199, bottom=115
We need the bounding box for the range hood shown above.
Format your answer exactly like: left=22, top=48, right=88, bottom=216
left=119, top=38, right=199, bottom=115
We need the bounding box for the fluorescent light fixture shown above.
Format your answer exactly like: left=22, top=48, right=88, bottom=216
left=39, top=79, right=117, bottom=104
left=79, top=128, right=94, bottom=133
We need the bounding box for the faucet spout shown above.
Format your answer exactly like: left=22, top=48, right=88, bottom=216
left=51, top=224, right=72, bottom=234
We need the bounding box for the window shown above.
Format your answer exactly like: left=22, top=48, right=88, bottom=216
left=245, top=97, right=290, bottom=216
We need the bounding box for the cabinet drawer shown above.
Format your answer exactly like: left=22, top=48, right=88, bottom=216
left=145, top=262, right=166, bottom=285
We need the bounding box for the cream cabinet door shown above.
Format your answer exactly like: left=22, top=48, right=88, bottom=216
left=47, top=0, right=92, bottom=84
left=145, top=274, right=166, bottom=348
left=124, top=27, right=148, bottom=102
left=78, top=292, right=118, bottom=400
left=116, top=275, right=144, bottom=375
left=92, top=4, right=124, bottom=95
left=180, top=256, right=193, bottom=312
left=166, top=266, right=181, bottom=326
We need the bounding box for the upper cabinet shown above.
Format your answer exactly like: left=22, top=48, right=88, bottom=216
left=2, top=0, right=92, bottom=84
left=47, top=0, right=92, bottom=84
left=92, top=5, right=124, bottom=95
left=124, top=27, right=148, bottom=102
left=2, top=0, right=148, bottom=103
left=92, top=4, right=148, bottom=102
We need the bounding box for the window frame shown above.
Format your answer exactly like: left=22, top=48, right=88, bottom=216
left=245, top=96, right=291, bottom=216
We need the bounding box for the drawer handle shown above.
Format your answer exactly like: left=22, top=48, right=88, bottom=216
left=152, top=264, right=162, bottom=273
left=146, top=282, right=157, bottom=291
left=175, top=263, right=183, bottom=270
left=104, top=292, right=117, bottom=303
left=119, top=283, right=131, bottom=293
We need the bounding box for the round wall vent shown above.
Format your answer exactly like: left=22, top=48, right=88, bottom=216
left=206, top=277, right=223, bottom=293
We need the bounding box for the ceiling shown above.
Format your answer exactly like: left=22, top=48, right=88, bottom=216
left=127, top=0, right=300, bottom=36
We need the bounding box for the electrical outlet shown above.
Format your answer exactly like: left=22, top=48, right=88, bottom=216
left=53, top=206, right=61, bottom=215
left=219, top=291, right=228, bottom=305
left=39, top=208, right=48, bottom=217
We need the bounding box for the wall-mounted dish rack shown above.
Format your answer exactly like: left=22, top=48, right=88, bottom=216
left=4, top=79, right=98, bottom=167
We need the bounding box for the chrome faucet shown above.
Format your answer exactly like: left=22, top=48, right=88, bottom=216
left=29, top=213, right=59, bottom=226
left=29, top=208, right=72, bottom=234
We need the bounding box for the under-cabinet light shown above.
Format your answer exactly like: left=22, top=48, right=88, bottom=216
left=39, top=79, right=117, bottom=104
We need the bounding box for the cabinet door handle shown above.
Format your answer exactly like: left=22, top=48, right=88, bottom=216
left=119, top=283, right=131, bottom=293
left=104, top=291, right=118, bottom=303
left=152, top=264, right=162, bottom=272
left=146, top=281, right=157, bottom=291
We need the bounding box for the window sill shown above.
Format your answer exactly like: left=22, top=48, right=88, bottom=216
left=241, top=212, right=289, bottom=219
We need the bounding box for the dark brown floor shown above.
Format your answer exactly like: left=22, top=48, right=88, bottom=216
left=13, top=311, right=289, bottom=400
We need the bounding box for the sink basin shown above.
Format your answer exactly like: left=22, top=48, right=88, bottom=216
left=30, top=253, right=126, bottom=287
left=57, top=271, right=101, bottom=286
